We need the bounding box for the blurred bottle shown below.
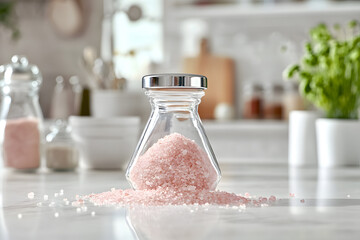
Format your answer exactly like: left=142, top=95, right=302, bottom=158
left=50, top=76, right=72, bottom=119
left=69, top=76, right=82, bottom=116
left=283, top=81, right=305, bottom=120
left=263, top=83, right=284, bottom=120
left=242, top=83, right=263, bottom=119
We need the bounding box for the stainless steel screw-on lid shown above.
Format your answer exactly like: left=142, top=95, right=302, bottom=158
left=142, top=74, right=207, bottom=89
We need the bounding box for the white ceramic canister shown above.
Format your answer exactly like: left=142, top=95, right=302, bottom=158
left=316, top=118, right=360, bottom=167
left=288, top=111, right=320, bottom=167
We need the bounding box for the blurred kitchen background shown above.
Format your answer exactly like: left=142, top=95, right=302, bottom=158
left=1, top=0, right=360, bottom=163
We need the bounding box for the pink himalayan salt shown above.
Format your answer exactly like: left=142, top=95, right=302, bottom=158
left=80, top=188, right=252, bottom=207
left=3, top=118, right=40, bottom=169
left=73, top=133, right=277, bottom=207
left=129, top=133, right=218, bottom=191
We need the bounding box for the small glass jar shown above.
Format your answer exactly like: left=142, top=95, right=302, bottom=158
left=0, top=55, right=43, bottom=170
left=242, top=83, right=263, bottom=119
left=45, top=120, right=79, bottom=171
left=126, top=74, right=221, bottom=191
left=263, top=83, right=284, bottom=120
left=283, top=81, right=305, bottom=120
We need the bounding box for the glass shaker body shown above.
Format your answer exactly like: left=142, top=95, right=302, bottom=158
left=0, top=55, right=44, bottom=170
left=126, top=74, right=221, bottom=191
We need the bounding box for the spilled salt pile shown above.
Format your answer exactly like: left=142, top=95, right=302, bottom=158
left=83, top=189, right=250, bottom=207
left=129, top=133, right=218, bottom=191
left=76, top=133, right=276, bottom=207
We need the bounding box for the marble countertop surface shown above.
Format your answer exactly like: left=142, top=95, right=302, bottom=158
left=1, top=162, right=360, bottom=240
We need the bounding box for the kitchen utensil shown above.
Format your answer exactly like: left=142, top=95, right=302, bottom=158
left=48, top=0, right=84, bottom=37
left=81, top=46, right=98, bottom=89
left=183, top=38, right=235, bottom=119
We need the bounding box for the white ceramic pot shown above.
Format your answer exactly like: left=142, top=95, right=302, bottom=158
left=316, top=119, right=360, bottom=167
left=288, top=111, right=320, bottom=167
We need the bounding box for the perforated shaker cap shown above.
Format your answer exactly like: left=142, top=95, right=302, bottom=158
left=142, top=74, right=207, bottom=89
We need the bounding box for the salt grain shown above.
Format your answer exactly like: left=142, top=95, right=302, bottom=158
left=27, top=192, right=35, bottom=199
left=269, top=196, right=276, bottom=202
left=17, top=213, right=22, bottom=219
left=128, top=133, right=218, bottom=191
left=43, top=195, right=49, bottom=201
left=91, top=211, right=96, bottom=217
left=54, top=212, right=59, bottom=218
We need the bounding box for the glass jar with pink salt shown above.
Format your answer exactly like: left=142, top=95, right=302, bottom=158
left=0, top=55, right=44, bottom=170
left=126, top=74, right=221, bottom=192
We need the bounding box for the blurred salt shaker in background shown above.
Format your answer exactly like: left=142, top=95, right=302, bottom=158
left=50, top=76, right=72, bottom=119
left=0, top=55, right=44, bottom=170
left=46, top=120, right=79, bottom=171
left=69, top=76, right=82, bottom=116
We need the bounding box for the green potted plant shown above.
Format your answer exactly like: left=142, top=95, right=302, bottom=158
left=284, top=21, right=360, bottom=167
left=0, top=2, right=20, bottom=40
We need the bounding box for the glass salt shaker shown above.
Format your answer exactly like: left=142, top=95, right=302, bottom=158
left=126, top=74, right=221, bottom=191
left=45, top=120, right=79, bottom=171
left=0, top=55, right=44, bottom=170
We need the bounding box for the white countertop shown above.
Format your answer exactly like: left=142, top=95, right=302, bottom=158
left=1, top=163, right=360, bottom=240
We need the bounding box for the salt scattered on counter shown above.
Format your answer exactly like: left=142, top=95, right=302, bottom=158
left=79, top=188, right=251, bottom=207
left=27, top=192, right=35, bottom=199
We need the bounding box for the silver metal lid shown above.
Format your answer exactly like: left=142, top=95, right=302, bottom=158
left=142, top=74, right=207, bottom=89
left=0, top=55, right=42, bottom=87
